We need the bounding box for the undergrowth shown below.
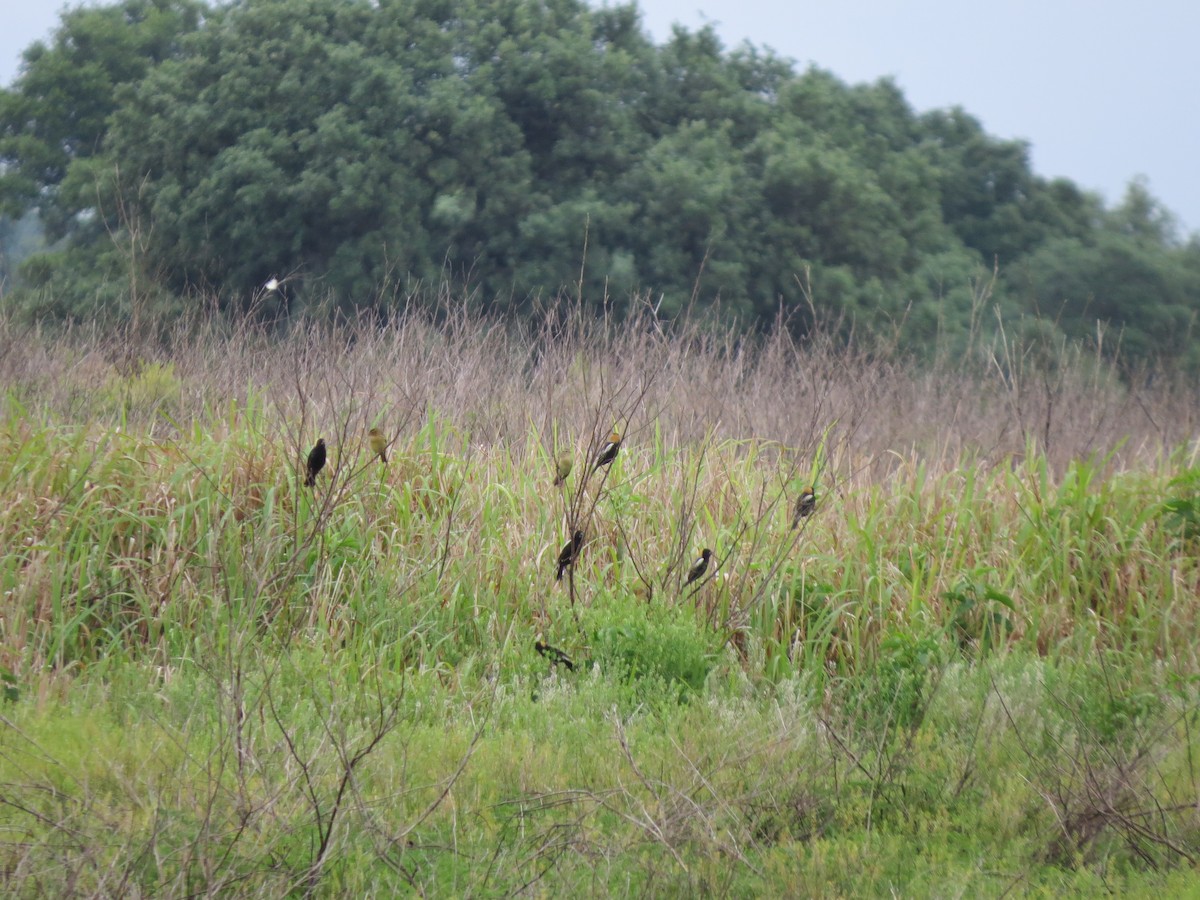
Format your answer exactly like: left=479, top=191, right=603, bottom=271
left=1, top=305, right=1199, bottom=895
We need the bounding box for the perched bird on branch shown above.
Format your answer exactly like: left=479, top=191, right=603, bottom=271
left=685, top=548, right=713, bottom=586
left=304, top=439, right=327, bottom=487
left=553, top=450, right=573, bottom=487
left=534, top=637, right=575, bottom=671
left=368, top=427, right=388, bottom=464
left=792, top=487, right=816, bottom=528
left=592, top=429, right=622, bottom=474
left=556, top=529, right=584, bottom=581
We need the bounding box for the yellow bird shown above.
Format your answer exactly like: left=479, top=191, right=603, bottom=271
left=553, top=450, right=573, bottom=487
left=368, top=427, right=388, bottom=464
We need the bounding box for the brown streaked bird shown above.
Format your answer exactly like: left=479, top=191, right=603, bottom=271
left=304, top=438, right=327, bottom=487
left=534, top=636, right=575, bottom=671
left=792, top=487, right=816, bottom=528
left=684, top=548, right=713, bottom=586
left=592, top=429, right=622, bottom=474
left=556, top=529, right=585, bottom=581
left=553, top=450, right=573, bottom=487
left=368, top=427, right=388, bottom=464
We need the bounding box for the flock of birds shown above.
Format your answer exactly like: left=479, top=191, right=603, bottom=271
left=301, top=426, right=817, bottom=578
left=299, top=425, right=817, bottom=666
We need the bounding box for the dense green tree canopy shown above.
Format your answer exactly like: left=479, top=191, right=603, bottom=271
left=1, top=0, right=1197, bottom=365
left=0, top=0, right=205, bottom=238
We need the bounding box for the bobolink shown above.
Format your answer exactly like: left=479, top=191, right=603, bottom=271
left=368, top=427, right=388, bottom=464
left=553, top=450, right=573, bottom=487
left=685, top=548, right=713, bottom=586
left=792, top=487, right=816, bottom=528
left=304, top=438, right=327, bottom=487
left=534, top=637, right=575, bottom=671
left=592, top=429, right=622, bottom=474
left=556, top=529, right=584, bottom=581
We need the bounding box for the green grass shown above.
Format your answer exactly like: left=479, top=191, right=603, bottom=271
left=2, top=318, right=1200, bottom=895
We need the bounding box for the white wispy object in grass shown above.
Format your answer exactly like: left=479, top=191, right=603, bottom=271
left=264, top=277, right=280, bottom=292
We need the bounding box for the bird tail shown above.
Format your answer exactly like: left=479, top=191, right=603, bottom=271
left=304, top=473, right=316, bottom=487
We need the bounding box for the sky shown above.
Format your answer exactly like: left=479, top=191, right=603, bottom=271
left=2, top=0, right=1197, bottom=235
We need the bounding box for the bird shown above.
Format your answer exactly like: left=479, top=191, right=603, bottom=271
left=792, top=487, right=816, bottom=528
left=304, top=438, right=327, bottom=487
left=592, top=428, right=622, bottom=474
left=684, top=548, right=713, bottom=586
left=556, top=529, right=584, bottom=581
left=553, top=450, right=572, bottom=487
left=368, top=427, right=388, bottom=464
left=534, top=637, right=575, bottom=671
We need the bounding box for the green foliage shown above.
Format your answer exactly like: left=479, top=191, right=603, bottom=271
left=584, top=592, right=721, bottom=701
left=944, top=571, right=1016, bottom=654
left=1, top=0, right=1196, bottom=365
left=1040, top=654, right=1165, bottom=748
left=0, top=666, right=17, bottom=702
left=96, top=360, right=182, bottom=420
left=1004, top=229, right=1200, bottom=361
left=855, top=627, right=947, bottom=732
left=1160, top=466, right=1200, bottom=542
left=2, top=325, right=1200, bottom=894
left=0, top=0, right=204, bottom=236
left=0, top=209, right=46, bottom=286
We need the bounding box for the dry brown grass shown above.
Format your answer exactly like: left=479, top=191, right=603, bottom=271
left=0, top=298, right=1192, bottom=482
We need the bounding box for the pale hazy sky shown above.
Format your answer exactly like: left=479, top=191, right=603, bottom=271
left=3, top=0, right=1197, bottom=234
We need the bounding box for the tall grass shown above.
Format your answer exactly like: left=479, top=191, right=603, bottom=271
left=1, top=300, right=1199, bottom=894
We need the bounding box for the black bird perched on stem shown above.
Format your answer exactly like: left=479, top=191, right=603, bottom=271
left=792, top=487, right=816, bottom=528
left=685, top=548, right=713, bottom=586
left=535, top=637, right=575, bottom=671
left=592, top=429, right=622, bottom=474
left=556, top=529, right=584, bottom=581
left=304, top=439, right=327, bottom=487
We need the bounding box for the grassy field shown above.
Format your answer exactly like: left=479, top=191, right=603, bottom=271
left=2, top=305, right=1200, bottom=896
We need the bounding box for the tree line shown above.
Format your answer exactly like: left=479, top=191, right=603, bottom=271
left=2, top=0, right=1199, bottom=366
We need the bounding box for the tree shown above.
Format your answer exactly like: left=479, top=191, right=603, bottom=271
left=0, top=0, right=204, bottom=238
left=0, top=0, right=1195, bottom=371
left=1003, top=231, right=1198, bottom=362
